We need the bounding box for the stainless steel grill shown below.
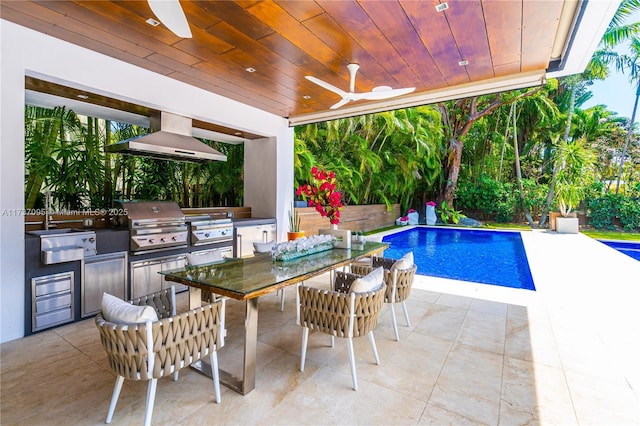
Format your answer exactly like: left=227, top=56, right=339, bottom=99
left=116, top=201, right=188, bottom=255
left=186, top=214, right=234, bottom=246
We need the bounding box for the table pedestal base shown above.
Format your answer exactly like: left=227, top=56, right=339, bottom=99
left=190, top=296, right=258, bottom=395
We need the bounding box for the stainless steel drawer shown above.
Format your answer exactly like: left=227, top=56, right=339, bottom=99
left=34, top=274, right=72, bottom=297
left=32, top=271, right=74, bottom=332
left=35, top=293, right=72, bottom=313
left=34, top=307, right=73, bottom=331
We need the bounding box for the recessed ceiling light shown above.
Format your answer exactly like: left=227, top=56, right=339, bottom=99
left=146, top=18, right=160, bottom=27
left=234, top=132, right=242, bottom=136
left=458, top=60, right=469, bottom=66
left=245, top=67, right=256, bottom=73
left=76, top=94, right=89, bottom=99
left=303, top=95, right=311, bottom=100
left=435, top=2, right=448, bottom=12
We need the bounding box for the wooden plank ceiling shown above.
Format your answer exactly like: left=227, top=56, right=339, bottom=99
left=2, top=0, right=568, bottom=126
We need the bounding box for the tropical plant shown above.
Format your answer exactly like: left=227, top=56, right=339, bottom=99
left=438, top=200, right=462, bottom=224
left=436, top=86, right=545, bottom=207
left=25, top=105, right=244, bottom=209
left=455, top=175, right=516, bottom=222
left=614, top=38, right=640, bottom=194
left=553, top=138, right=598, bottom=217
left=585, top=0, right=640, bottom=194
left=294, top=107, right=444, bottom=212
left=288, top=203, right=301, bottom=232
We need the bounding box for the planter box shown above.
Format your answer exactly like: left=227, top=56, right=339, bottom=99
left=556, top=216, right=579, bottom=234
left=549, top=211, right=576, bottom=231
left=297, top=204, right=400, bottom=236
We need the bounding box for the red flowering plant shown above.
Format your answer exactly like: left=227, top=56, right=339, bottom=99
left=296, top=166, right=344, bottom=225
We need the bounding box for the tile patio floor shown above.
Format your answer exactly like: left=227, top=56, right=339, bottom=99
left=1, top=230, right=639, bottom=425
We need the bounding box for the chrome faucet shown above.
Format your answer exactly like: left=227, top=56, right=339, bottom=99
left=44, top=190, right=55, bottom=230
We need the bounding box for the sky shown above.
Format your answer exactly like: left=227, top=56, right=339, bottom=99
left=581, top=10, right=638, bottom=125
left=582, top=67, right=638, bottom=124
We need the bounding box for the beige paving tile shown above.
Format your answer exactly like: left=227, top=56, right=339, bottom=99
left=505, top=312, right=562, bottom=369
left=434, top=292, right=474, bottom=309
left=437, top=343, right=503, bottom=401
left=429, top=384, right=500, bottom=425
left=565, top=369, right=640, bottom=425
left=412, top=303, right=467, bottom=342
left=456, top=309, right=506, bottom=355
left=418, top=403, right=481, bottom=425
left=500, top=355, right=577, bottom=425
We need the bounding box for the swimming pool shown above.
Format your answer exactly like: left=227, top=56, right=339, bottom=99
left=598, top=240, right=640, bottom=262
left=382, top=227, right=536, bottom=290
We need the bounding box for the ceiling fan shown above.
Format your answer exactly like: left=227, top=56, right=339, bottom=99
left=305, top=64, right=415, bottom=109
left=147, top=0, right=192, bottom=38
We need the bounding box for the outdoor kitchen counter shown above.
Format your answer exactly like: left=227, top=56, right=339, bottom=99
left=93, top=228, right=129, bottom=254
left=232, top=217, right=276, bottom=226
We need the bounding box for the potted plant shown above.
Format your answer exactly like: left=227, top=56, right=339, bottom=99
left=552, top=138, right=596, bottom=234
left=287, top=204, right=304, bottom=241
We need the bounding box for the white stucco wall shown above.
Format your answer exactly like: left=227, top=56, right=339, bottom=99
left=244, top=136, right=295, bottom=242
left=0, top=21, right=293, bottom=343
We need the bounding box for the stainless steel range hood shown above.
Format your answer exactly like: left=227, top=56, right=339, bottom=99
left=106, top=111, right=227, bottom=163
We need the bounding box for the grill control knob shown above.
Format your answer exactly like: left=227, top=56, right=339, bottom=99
left=204, top=233, right=210, bottom=238
left=160, top=237, right=167, bottom=243
left=149, top=239, right=155, bottom=244
left=172, top=236, right=177, bottom=241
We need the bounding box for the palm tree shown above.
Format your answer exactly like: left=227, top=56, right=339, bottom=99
left=615, top=37, right=640, bottom=194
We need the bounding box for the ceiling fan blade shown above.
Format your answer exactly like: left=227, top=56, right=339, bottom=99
left=305, top=76, right=347, bottom=97
left=148, top=0, right=192, bottom=38
left=363, top=87, right=416, bottom=100
left=330, top=98, right=352, bottom=109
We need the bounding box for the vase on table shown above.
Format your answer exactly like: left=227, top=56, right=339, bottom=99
left=426, top=205, right=437, bottom=225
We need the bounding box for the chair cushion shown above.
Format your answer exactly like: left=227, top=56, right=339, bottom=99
left=101, top=292, right=158, bottom=324
left=391, top=251, right=414, bottom=271
left=186, top=250, right=223, bottom=266
left=350, top=267, right=384, bottom=293
left=253, top=240, right=275, bottom=253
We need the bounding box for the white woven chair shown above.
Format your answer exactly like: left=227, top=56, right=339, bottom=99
left=298, top=270, right=385, bottom=390
left=351, top=256, right=417, bottom=341
left=95, top=286, right=225, bottom=426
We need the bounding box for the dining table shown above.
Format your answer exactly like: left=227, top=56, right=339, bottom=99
left=160, top=241, right=388, bottom=395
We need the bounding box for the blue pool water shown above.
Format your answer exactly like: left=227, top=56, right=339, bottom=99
left=598, top=240, right=640, bottom=262
left=382, top=227, right=536, bottom=290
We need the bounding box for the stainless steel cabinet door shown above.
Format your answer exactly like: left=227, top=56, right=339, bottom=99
left=82, top=252, right=127, bottom=317
left=130, top=259, right=162, bottom=299
left=161, top=255, right=187, bottom=292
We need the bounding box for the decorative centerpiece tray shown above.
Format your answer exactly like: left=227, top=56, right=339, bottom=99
left=272, top=234, right=335, bottom=262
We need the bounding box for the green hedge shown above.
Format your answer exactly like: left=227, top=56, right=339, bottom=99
left=587, top=193, right=640, bottom=231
